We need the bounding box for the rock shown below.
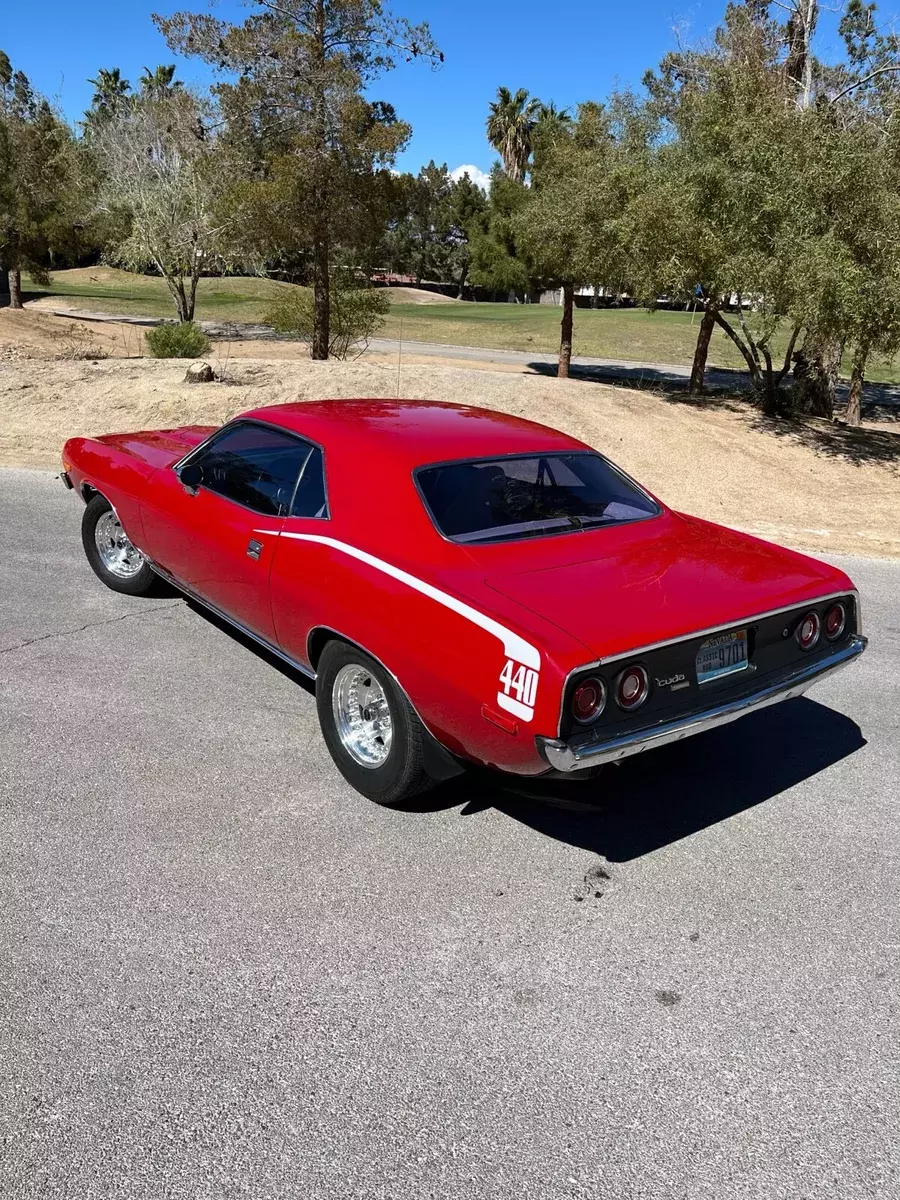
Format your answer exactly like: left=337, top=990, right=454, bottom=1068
left=184, top=361, right=214, bottom=384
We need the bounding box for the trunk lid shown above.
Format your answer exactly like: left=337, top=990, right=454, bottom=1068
left=484, top=512, right=848, bottom=661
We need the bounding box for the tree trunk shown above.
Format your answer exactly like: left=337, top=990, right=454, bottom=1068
left=310, top=0, right=330, bottom=360
left=761, top=346, right=778, bottom=417
left=792, top=334, right=841, bottom=418
left=312, top=232, right=330, bottom=360
left=846, top=345, right=866, bottom=427
left=8, top=269, right=23, bottom=309
left=456, top=263, right=468, bottom=301
left=689, top=303, right=716, bottom=395
left=558, top=282, right=574, bottom=379
left=173, top=279, right=190, bottom=324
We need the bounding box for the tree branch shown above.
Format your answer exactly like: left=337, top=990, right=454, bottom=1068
left=776, top=322, right=803, bottom=385
left=830, top=65, right=900, bottom=104
left=714, top=310, right=762, bottom=383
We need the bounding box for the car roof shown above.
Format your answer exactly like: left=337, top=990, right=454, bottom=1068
left=240, top=399, right=588, bottom=468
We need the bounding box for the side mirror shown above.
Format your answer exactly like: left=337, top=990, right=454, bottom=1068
left=179, top=462, right=203, bottom=493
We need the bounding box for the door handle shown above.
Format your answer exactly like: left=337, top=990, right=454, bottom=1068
left=246, top=538, right=263, bottom=560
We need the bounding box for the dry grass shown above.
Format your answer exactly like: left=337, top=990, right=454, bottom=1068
left=377, top=286, right=462, bottom=304
left=1, top=352, right=898, bottom=559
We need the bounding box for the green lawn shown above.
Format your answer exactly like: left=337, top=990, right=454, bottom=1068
left=24, top=267, right=299, bottom=323
left=383, top=302, right=757, bottom=371
left=384, top=302, right=900, bottom=384
left=26, top=268, right=899, bottom=382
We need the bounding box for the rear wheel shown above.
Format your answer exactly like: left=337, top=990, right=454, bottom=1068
left=81, top=494, right=158, bottom=596
left=316, top=641, right=436, bottom=806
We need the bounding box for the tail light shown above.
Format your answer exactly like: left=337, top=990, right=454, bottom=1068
left=615, top=665, right=649, bottom=711
left=571, top=677, right=606, bottom=724
left=825, top=602, right=846, bottom=641
left=797, top=611, right=821, bottom=651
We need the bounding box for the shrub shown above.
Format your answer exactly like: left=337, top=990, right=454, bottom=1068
left=264, top=284, right=389, bottom=359
left=145, top=321, right=211, bottom=359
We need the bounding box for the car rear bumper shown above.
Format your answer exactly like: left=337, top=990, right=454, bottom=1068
left=536, top=635, right=867, bottom=773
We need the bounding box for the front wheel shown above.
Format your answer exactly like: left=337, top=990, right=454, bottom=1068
left=316, top=641, right=437, bottom=806
left=81, top=494, right=158, bottom=596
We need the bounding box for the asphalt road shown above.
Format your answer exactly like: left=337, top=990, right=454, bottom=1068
left=2, top=468, right=898, bottom=1200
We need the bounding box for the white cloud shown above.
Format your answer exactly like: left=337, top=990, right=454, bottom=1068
left=449, top=164, right=491, bottom=192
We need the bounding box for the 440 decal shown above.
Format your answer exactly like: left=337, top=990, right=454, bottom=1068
left=496, top=657, right=539, bottom=723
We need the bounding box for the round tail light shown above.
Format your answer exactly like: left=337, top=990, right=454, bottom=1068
left=825, top=602, right=846, bottom=641
left=615, top=665, right=649, bottom=711
left=571, top=677, right=606, bottom=724
left=796, top=611, right=821, bottom=651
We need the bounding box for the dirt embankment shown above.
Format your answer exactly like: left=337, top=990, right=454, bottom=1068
left=1, top=348, right=898, bottom=559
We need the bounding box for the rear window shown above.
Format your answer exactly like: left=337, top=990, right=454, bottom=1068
left=416, top=453, right=660, bottom=544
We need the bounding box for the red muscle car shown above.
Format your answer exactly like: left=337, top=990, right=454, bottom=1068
left=62, top=399, right=866, bottom=806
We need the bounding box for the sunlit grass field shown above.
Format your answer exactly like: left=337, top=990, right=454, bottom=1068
left=25, top=268, right=899, bottom=382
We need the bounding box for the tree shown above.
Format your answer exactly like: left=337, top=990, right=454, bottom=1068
left=91, top=88, right=239, bottom=323
left=516, top=103, right=631, bottom=378
left=157, top=0, right=441, bottom=359
left=0, top=53, right=80, bottom=307
left=407, top=161, right=454, bottom=284
left=638, top=4, right=812, bottom=409
left=86, top=67, right=131, bottom=123
left=486, top=86, right=540, bottom=183
left=139, top=65, right=183, bottom=98
left=468, top=167, right=532, bottom=301
left=530, top=101, right=573, bottom=173
left=446, top=171, right=488, bottom=298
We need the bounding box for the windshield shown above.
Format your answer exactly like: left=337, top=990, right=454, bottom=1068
left=416, top=452, right=661, bottom=544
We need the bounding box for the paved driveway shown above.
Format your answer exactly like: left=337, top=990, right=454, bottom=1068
left=2, top=468, right=898, bottom=1199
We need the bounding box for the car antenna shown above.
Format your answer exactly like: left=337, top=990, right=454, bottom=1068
left=396, top=315, right=403, bottom=398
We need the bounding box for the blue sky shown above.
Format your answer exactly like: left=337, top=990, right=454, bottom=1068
left=0, top=0, right=874, bottom=181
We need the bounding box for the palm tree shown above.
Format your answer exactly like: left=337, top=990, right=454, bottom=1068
left=535, top=101, right=573, bottom=136
left=139, top=64, right=182, bottom=98
left=87, top=68, right=131, bottom=117
left=486, top=86, right=541, bottom=184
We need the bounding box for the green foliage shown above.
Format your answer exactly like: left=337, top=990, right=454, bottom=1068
left=517, top=101, right=635, bottom=293
left=377, top=163, right=487, bottom=295
left=486, top=87, right=541, bottom=183
left=264, top=284, right=389, bottom=358
left=468, top=170, right=531, bottom=296
left=0, top=52, right=85, bottom=288
left=145, top=321, right=211, bottom=358
left=157, top=0, right=441, bottom=358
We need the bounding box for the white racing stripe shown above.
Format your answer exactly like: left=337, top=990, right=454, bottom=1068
left=256, top=529, right=541, bottom=671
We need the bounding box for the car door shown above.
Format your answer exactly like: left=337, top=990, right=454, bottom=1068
left=140, top=421, right=316, bottom=643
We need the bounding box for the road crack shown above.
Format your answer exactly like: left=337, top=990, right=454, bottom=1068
left=0, top=601, right=182, bottom=656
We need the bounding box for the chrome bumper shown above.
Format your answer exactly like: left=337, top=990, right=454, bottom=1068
left=537, top=636, right=867, bottom=773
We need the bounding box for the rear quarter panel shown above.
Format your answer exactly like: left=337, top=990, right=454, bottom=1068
left=267, top=524, right=585, bottom=775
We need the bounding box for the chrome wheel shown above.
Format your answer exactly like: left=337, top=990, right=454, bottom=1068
left=93, top=510, right=145, bottom=579
left=332, top=663, right=394, bottom=769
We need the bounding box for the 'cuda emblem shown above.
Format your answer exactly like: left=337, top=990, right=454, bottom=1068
left=656, top=673, right=686, bottom=688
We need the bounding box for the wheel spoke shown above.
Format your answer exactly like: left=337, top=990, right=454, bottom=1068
left=332, top=664, right=394, bottom=768
left=94, top=511, right=145, bottom=579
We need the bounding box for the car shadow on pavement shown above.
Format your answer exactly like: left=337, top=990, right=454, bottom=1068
left=184, top=600, right=864, bottom=863
left=424, top=698, right=865, bottom=862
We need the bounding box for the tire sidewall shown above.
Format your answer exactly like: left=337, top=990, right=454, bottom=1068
left=82, top=494, right=157, bottom=596
left=316, top=643, right=419, bottom=805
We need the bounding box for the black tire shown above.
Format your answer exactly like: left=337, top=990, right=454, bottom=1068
left=81, top=494, right=159, bottom=597
left=316, top=640, right=437, bottom=806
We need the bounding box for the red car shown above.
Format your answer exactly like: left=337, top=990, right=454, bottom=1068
left=62, top=400, right=866, bottom=806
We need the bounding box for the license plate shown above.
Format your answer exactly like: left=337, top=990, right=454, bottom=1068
left=696, top=629, right=748, bottom=685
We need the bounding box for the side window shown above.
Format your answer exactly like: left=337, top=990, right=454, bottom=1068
left=290, top=445, right=328, bottom=518
left=188, top=423, right=310, bottom=517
